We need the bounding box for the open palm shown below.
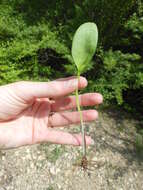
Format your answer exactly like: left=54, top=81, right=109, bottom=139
left=0, top=76, right=103, bottom=149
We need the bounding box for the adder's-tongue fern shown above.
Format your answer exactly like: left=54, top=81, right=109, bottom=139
left=71, top=22, right=98, bottom=156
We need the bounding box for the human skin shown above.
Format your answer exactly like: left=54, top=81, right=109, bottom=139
left=0, top=76, right=103, bottom=149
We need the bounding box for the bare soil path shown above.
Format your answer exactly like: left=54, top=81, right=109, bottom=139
left=0, top=109, right=142, bottom=190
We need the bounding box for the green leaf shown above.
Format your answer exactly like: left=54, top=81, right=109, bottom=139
left=72, top=22, right=98, bottom=74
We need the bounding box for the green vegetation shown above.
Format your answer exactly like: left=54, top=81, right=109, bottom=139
left=39, top=144, right=65, bottom=163
left=72, top=23, right=98, bottom=74
left=47, top=186, right=54, bottom=190
left=0, top=0, right=142, bottom=116
left=135, top=129, right=143, bottom=158
left=48, top=146, right=64, bottom=163
left=71, top=22, right=98, bottom=157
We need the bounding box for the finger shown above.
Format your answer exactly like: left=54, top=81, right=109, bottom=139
left=49, top=110, right=98, bottom=127
left=51, top=93, right=103, bottom=112
left=13, top=76, right=87, bottom=102
left=36, top=129, right=94, bottom=146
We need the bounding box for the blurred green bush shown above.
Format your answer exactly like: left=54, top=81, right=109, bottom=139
left=0, top=0, right=142, bottom=115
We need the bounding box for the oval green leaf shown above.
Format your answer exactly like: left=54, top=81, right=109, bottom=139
left=72, top=22, right=98, bottom=74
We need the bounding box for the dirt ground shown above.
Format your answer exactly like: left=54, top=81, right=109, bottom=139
left=0, top=108, right=142, bottom=190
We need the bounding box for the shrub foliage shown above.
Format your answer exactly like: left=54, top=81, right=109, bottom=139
left=0, top=0, right=142, bottom=114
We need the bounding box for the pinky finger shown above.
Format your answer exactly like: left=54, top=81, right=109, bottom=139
left=37, top=129, right=94, bottom=146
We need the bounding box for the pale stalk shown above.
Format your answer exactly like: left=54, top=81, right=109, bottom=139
left=75, top=71, right=86, bottom=157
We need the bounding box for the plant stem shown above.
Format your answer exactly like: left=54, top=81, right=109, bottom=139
left=75, top=71, right=86, bottom=157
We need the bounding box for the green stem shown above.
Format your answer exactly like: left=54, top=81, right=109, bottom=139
left=75, top=71, right=86, bottom=157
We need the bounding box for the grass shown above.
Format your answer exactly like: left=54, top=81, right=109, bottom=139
left=39, top=144, right=65, bottom=163
left=47, top=186, right=54, bottom=190
left=135, top=131, right=143, bottom=159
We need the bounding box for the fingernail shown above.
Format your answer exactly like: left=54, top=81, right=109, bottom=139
left=97, top=94, right=103, bottom=103
left=79, top=77, right=88, bottom=88
left=91, top=139, right=95, bottom=146
left=66, top=79, right=78, bottom=89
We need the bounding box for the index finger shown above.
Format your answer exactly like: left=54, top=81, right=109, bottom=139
left=13, top=76, right=88, bottom=102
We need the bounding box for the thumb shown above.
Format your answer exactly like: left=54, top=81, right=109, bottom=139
left=12, top=76, right=88, bottom=102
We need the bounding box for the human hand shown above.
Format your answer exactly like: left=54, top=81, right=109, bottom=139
left=0, top=76, right=103, bottom=149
